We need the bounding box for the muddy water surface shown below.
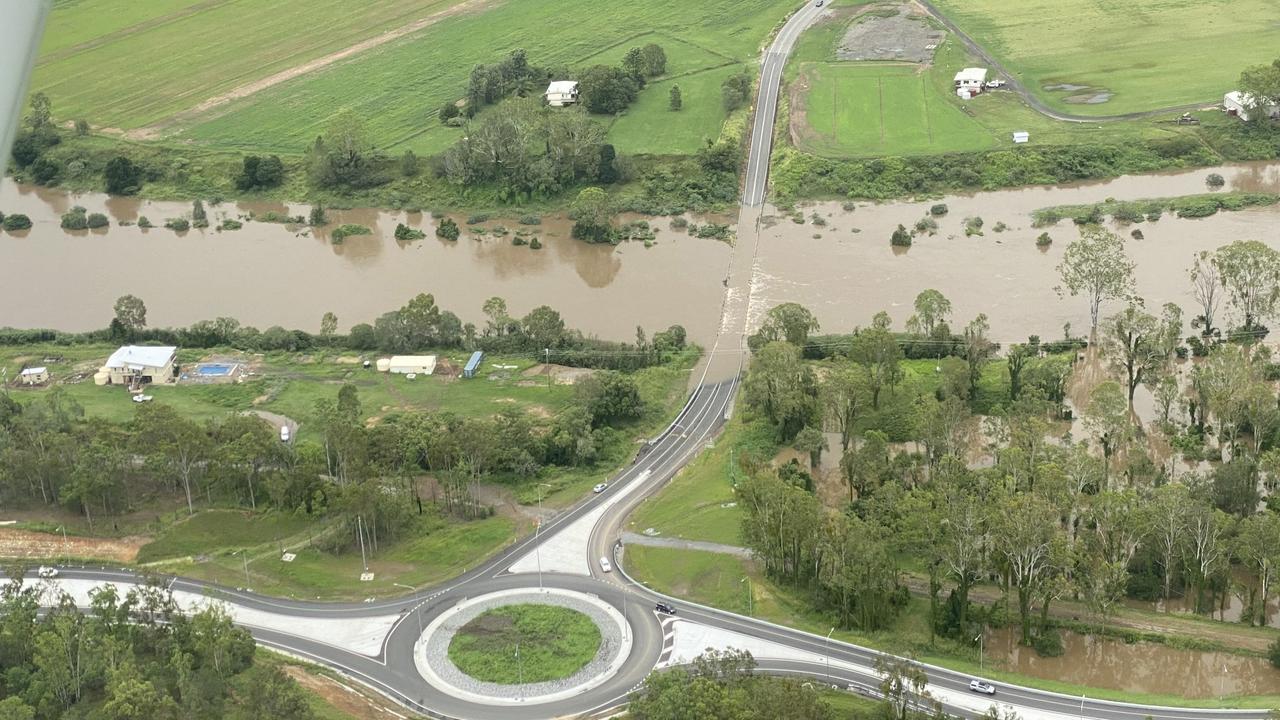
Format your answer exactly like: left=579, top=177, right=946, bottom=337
left=749, top=162, right=1280, bottom=342
left=986, top=626, right=1280, bottom=698
left=0, top=180, right=731, bottom=343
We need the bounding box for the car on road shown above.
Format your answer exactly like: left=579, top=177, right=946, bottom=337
left=592, top=482, right=608, bottom=493
left=599, top=557, right=612, bottom=573
left=655, top=602, right=676, bottom=615
left=814, top=0, right=824, bottom=5
left=131, top=394, right=153, bottom=403
left=280, top=425, right=290, bottom=442
left=985, top=79, right=1006, bottom=89
left=37, top=566, right=58, bottom=578
left=968, top=680, right=996, bottom=695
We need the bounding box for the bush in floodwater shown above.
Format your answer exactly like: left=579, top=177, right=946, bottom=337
left=86, top=213, right=109, bottom=229
left=309, top=205, right=328, bottom=226
left=670, top=216, right=689, bottom=230
left=60, top=208, right=88, bottom=230
left=394, top=223, right=425, bottom=241
left=220, top=219, right=243, bottom=231
left=436, top=217, right=460, bottom=241
left=512, top=235, right=528, bottom=246
left=466, top=213, right=490, bottom=225
left=165, top=218, right=190, bottom=232
left=992, top=221, right=1008, bottom=233
left=913, top=217, right=938, bottom=236
left=1131, top=229, right=1144, bottom=240
left=842, top=201, right=857, bottom=212
left=331, top=224, right=371, bottom=244
left=1206, top=173, right=1225, bottom=189
left=530, top=237, right=543, bottom=249
left=963, top=216, right=984, bottom=236
left=890, top=224, right=912, bottom=247
left=929, top=203, right=948, bottom=216
left=518, top=214, right=542, bottom=225
left=2, top=214, right=32, bottom=231
left=1036, top=232, right=1052, bottom=247
left=810, top=212, right=827, bottom=226
left=137, top=216, right=153, bottom=229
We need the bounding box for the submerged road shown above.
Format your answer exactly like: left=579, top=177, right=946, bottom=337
left=17, top=3, right=1274, bottom=720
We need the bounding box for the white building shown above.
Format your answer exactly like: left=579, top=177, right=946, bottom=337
left=386, top=355, right=437, bottom=375
left=954, top=67, right=988, bottom=90
left=97, top=345, right=177, bottom=387
left=545, top=81, right=579, bottom=107
left=1224, top=90, right=1280, bottom=122
left=19, top=367, right=48, bottom=385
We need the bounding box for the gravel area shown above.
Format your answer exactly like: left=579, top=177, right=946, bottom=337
left=837, top=7, right=943, bottom=62
left=422, top=590, right=626, bottom=700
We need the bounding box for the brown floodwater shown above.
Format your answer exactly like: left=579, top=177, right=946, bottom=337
left=986, top=626, right=1280, bottom=698
left=748, top=161, right=1280, bottom=344
left=0, top=180, right=731, bottom=343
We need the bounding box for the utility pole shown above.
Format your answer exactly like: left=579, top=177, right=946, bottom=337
left=357, top=515, right=368, bottom=572
left=536, top=483, right=551, bottom=591
left=56, top=525, right=67, bottom=566
left=233, top=550, right=250, bottom=589
left=741, top=576, right=753, bottom=616
left=544, top=348, right=551, bottom=389
left=516, top=642, right=524, bottom=690
left=394, top=584, right=422, bottom=637
left=975, top=630, right=984, bottom=671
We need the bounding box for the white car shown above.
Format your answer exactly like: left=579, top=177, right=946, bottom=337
left=37, top=566, right=58, bottom=578
left=599, top=557, right=612, bottom=573
left=280, top=425, right=291, bottom=442
left=593, top=482, right=608, bottom=493
left=969, top=680, right=996, bottom=695
left=985, top=79, right=1006, bottom=89
left=131, top=394, right=153, bottom=403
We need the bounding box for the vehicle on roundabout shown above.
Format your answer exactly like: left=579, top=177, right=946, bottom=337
left=969, top=679, right=996, bottom=695
left=655, top=602, right=676, bottom=615
left=599, top=556, right=612, bottom=572
left=37, top=566, right=58, bottom=578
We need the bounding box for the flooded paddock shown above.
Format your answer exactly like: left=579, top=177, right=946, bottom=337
left=0, top=180, right=731, bottom=343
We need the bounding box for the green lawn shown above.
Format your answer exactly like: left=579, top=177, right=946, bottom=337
left=447, top=604, right=601, bottom=684
left=930, top=0, right=1280, bottom=116
left=136, top=509, right=314, bottom=562
left=171, top=0, right=797, bottom=156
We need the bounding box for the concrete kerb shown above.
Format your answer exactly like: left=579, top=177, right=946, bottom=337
left=413, top=587, right=634, bottom=707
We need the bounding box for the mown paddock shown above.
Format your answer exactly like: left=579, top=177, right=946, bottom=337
left=32, top=0, right=472, bottom=129
left=172, top=0, right=799, bottom=156
left=928, top=0, right=1280, bottom=116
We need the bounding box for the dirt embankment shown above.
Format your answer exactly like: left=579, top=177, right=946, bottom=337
left=282, top=665, right=405, bottom=719
left=0, top=528, right=147, bottom=563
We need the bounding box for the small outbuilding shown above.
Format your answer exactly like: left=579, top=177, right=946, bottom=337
left=954, top=67, right=988, bottom=90
left=545, top=81, right=579, bottom=107
left=100, top=345, right=177, bottom=388
left=1224, top=90, right=1280, bottom=122
left=386, top=355, right=436, bottom=375
left=463, top=351, right=484, bottom=379
left=18, top=367, right=48, bottom=385
left=1012, top=131, right=1030, bottom=144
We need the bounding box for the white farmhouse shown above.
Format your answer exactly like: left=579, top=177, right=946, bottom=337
left=953, top=67, right=988, bottom=90
left=96, top=345, right=177, bottom=388
left=545, top=81, right=579, bottom=107
left=19, top=367, right=49, bottom=385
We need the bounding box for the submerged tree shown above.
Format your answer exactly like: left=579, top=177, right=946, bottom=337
left=1055, top=227, right=1135, bottom=332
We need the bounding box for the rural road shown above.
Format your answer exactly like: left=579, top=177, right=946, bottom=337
left=16, top=3, right=1271, bottom=720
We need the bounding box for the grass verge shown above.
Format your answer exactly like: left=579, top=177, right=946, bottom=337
left=447, top=604, right=601, bottom=684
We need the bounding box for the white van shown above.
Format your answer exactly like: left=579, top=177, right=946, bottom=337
left=599, top=557, right=612, bottom=573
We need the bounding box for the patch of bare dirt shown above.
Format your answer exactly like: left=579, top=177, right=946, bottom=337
left=521, top=363, right=596, bottom=385
left=0, top=528, right=147, bottom=563
left=282, top=666, right=403, bottom=720
left=836, top=5, right=943, bottom=62
left=132, top=0, right=500, bottom=139
left=415, top=477, right=540, bottom=524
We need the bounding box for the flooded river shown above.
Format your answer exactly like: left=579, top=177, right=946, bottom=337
left=750, top=161, right=1280, bottom=343
left=3, top=161, right=1280, bottom=347
left=0, top=180, right=731, bottom=343
left=986, top=626, right=1280, bottom=698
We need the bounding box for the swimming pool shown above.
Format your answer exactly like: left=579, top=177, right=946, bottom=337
left=195, top=363, right=237, bottom=376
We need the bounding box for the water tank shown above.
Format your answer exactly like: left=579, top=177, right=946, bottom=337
left=376, top=358, right=391, bottom=372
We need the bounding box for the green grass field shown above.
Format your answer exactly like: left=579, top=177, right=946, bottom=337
left=930, top=0, right=1280, bottom=116
left=447, top=604, right=601, bottom=684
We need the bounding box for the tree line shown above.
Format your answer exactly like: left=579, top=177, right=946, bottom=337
left=0, top=573, right=313, bottom=720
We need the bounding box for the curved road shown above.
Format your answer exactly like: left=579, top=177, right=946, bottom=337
left=17, top=3, right=1269, bottom=720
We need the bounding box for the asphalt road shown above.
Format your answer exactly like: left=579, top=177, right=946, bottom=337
left=19, top=3, right=1275, bottom=719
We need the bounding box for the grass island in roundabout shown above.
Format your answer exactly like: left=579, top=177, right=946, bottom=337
left=447, top=604, right=602, bottom=684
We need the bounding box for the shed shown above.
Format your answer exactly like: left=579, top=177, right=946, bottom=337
left=102, top=345, right=177, bottom=388
left=463, top=351, right=485, bottom=379
left=545, top=81, right=579, bottom=107
left=19, top=367, right=48, bottom=385
left=387, top=355, right=436, bottom=375
left=1224, top=90, right=1280, bottom=122
left=953, top=67, right=988, bottom=89
left=1012, top=131, right=1029, bottom=144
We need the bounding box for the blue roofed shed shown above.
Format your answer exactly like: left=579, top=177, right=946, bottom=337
left=463, top=351, right=484, bottom=378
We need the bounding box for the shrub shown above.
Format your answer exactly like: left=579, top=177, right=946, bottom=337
left=913, top=217, right=938, bottom=235
left=436, top=218, right=460, bottom=240
left=164, top=217, right=190, bottom=232
left=1131, top=229, right=1144, bottom=240
left=1206, top=172, right=1225, bottom=188
left=1269, top=637, right=1280, bottom=669
left=963, top=216, right=984, bottom=236
left=235, top=154, right=285, bottom=190
left=1036, top=232, right=1052, bottom=247
left=137, top=216, right=153, bottom=229
left=890, top=224, right=912, bottom=247
left=74, top=119, right=90, bottom=136
left=810, top=212, right=827, bottom=226
left=308, top=205, right=328, bottom=226
left=439, top=102, right=461, bottom=124
left=29, top=156, right=60, bottom=185
left=467, top=213, right=490, bottom=225
left=721, top=72, right=752, bottom=112
left=1146, top=210, right=1162, bottom=221
left=842, top=201, right=858, bottom=212
left=530, top=237, right=543, bottom=249
left=929, top=203, right=948, bottom=216
left=1032, top=629, right=1065, bottom=657
left=1112, top=205, right=1144, bottom=224
left=512, top=235, right=528, bottom=246
left=331, top=224, right=372, bottom=244
left=220, top=219, right=243, bottom=231
left=518, top=214, right=542, bottom=225
left=103, top=156, right=142, bottom=195
left=394, top=223, right=426, bottom=241
left=670, top=216, right=689, bottom=230
left=992, top=221, right=1008, bottom=232
left=86, top=213, right=109, bottom=229
left=2, top=214, right=32, bottom=231
left=60, top=208, right=89, bottom=230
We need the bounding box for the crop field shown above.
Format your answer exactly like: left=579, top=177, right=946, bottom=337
left=170, top=0, right=796, bottom=156
left=33, top=0, right=472, bottom=129
left=791, top=40, right=1192, bottom=158
left=930, top=0, right=1280, bottom=116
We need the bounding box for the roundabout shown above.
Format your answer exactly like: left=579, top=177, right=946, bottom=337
left=414, top=587, right=633, bottom=707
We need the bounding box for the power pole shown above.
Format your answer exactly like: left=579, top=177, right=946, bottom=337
left=357, top=515, right=368, bottom=572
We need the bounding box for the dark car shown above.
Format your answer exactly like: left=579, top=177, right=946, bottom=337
left=655, top=602, right=677, bottom=615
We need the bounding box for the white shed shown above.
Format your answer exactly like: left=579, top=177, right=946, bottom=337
left=545, top=81, right=579, bottom=107
left=19, top=367, right=48, bottom=385
left=954, top=67, right=988, bottom=89
left=1224, top=90, right=1280, bottom=122
left=1012, top=131, right=1030, bottom=144
left=387, top=355, right=436, bottom=375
